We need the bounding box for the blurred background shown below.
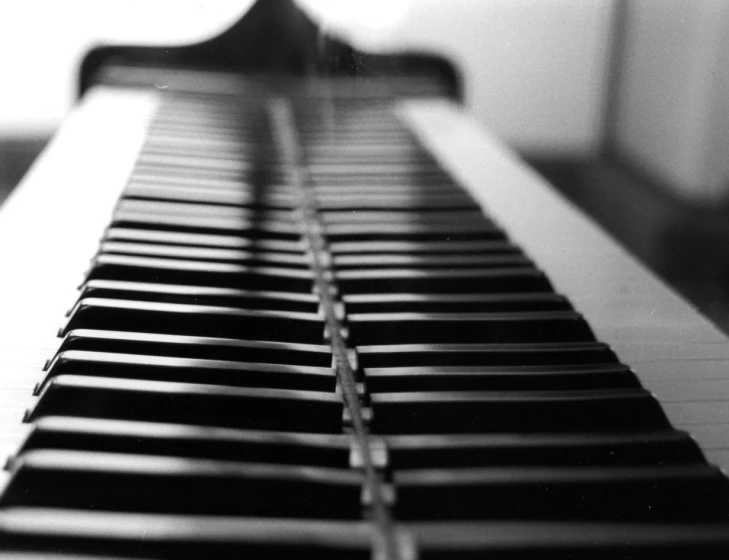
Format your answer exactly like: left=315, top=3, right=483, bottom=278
left=2, top=0, right=729, bottom=330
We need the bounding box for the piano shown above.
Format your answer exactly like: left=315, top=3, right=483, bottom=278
left=1, top=1, right=729, bottom=557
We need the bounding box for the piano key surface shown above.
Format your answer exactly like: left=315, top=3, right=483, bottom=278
left=3, top=83, right=729, bottom=559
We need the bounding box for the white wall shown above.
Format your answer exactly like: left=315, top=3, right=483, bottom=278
left=0, top=0, right=614, bottom=157
left=0, top=1, right=249, bottom=135
left=374, top=0, right=615, bottom=156
left=611, top=0, right=729, bottom=202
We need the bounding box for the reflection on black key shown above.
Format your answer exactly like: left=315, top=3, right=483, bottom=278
left=100, top=242, right=309, bottom=267
left=61, top=299, right=323, bottom=343
left=112, top=212, right=300, bottom=239
left=27, top=376, right=343, bottom=433
left=105, top=227, right=303, bottom=252
left=343, top=293, right=572, bottom=314
left=56, top=330, right=331, bottom=367
left=41, top=351, right=336, bottom=392
left=411, top=521, right=729, bottom=559
left=77, top=281, right=319, bottom=312
left=348, top=312, right=594, bottom=344
left=357, top=342, right=618, bottom=368
left=87, top=255, right=314, bottom=292
left=365, top=364, right=639, bottom=392
left=18, top=417, right=351, bottom=467
left=385, top=430, right=706, bottom=468
left=3, top=450, right=363, bottom=518
left=393, top=464, right=729, bottom=521
left=330, top=240, right=519, bottom=255
left=333, top=254, right=530, bottom=270
left=338, top=268, right=550, bottom=294
left=325, top=223, right=504, bottom=242
left=370, top=389, right=670, bottom=433
left=0, top=508, right=373, bottom=560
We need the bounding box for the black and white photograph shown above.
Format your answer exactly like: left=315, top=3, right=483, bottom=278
left=1, top=1, right=729, bottom=557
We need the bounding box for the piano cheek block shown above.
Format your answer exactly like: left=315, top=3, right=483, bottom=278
left=26, top=376, right=344, bottom=433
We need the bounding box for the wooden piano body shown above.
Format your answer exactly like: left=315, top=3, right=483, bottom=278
left=1, top=1, right=729, bottom=557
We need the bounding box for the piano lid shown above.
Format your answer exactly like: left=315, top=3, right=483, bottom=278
left=79, top=0, right=461, bottom=100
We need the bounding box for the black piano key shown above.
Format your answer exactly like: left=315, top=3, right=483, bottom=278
left=55, top=330, right=332, bottom=367
left=337, top=268, right=551, bottom=294
left=16, top=417, right=351, bottom=467
left=316, top=194, right=478, bottom=210
left=139, top=143, right=281, bottom=160
left=99, top=242, right=310, bottom=267
left=146, top=124, right=274, bottom=141
left=126, top=173, right=292, bottom=196
left=2, top=450, right=364, bottom=518
left=411, top=521, right=729, bottom=559
left=115, top=200, right=294, bottom=222
left=310, top=174, right=456, bottom=186
left=111, top=211, right=300, bottom=239
left=131, top=162, right=285, bottom=183
left=313, top=184, right=467, bottom=195
left=385, top=430, right=706, bottom=468
left=306, top=162, right=445, bottom=175
left=40, top=350, right=336, bottom=392
left=343, top=293, right=572, bottom=313
left=393, top=464, right=729, bottom=521
left=134, top=153, right=277, bottom=174
left=357, top=342, right=619, bottom=368
left=86, top=255, right=314, bottom=291
left=27, top=376, right=343, bottom=433
left=369, top=389, right=670, bottom=433
left=333, top=254, right=531, bottom=269
left=320, top=211, right=489, bottom=226
left=104, top=227, right=304, bottom=252
left=123, top=181, right=297, bottom=208
left=347, top=312, right=595, bottom=345
left=76, top=280, right=319, bottom=312
left=0, top=509, right=372, bottom=559
left=324, top=223, right=505, bottom=242
left=61, top=299, right=324, bottom=342
left=365, top=364, right=639, bottom=392
left=329, top=240, right=519, bottom=255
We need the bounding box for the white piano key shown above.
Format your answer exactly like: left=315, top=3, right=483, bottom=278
left=401, top=99, right=729, bottom=470
left=629, top=360, right=729, bottom=381
left=649, top=379, right=729, bottom=401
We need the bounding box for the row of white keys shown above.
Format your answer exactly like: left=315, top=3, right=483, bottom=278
left=401, top=98, right=729, bottom=472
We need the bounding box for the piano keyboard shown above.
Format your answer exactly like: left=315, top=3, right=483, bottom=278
left=1, top=83, right=729, bottom=558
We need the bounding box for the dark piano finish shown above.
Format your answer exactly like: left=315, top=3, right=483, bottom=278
left=79, top=0, right=460, bottom=99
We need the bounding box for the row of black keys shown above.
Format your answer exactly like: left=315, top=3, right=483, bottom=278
left=37, top=107, right=669, bottom=439
left=8, top=99, right=727, bottom=544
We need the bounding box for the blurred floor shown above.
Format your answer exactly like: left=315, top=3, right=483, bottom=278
left=530, top=157, right=729, bottom=336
